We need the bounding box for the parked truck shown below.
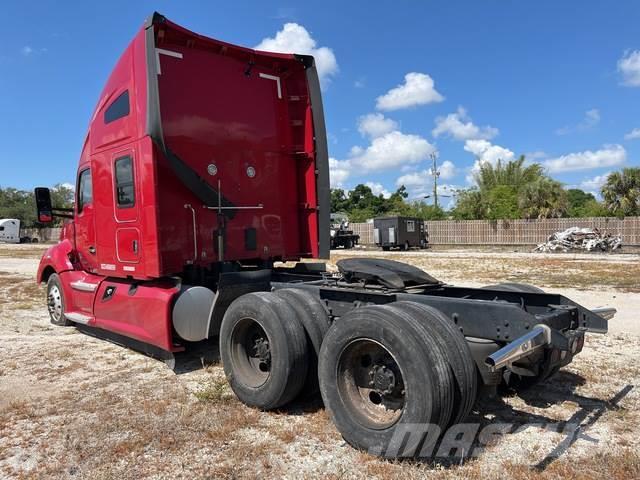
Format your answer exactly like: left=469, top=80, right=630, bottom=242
left=34, top=13, right=614, bottom=458
left=330, top=213, right=359, bottom=249
left=0, top=219, right=21, bottom=244
left=374, top=215, right=428, bottom=250
left=0, top=218, right=39, bottom=244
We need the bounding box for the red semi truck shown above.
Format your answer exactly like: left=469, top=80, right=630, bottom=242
left=35, top=13, right=614, bottom=457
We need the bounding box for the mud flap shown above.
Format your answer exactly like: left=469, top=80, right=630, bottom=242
left=207, top=269, right=272, bottom=337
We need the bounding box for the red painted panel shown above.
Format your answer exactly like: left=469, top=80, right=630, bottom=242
left=116, top=227, right=141, bottom=264
left=92, top=278, right=180, bottom=351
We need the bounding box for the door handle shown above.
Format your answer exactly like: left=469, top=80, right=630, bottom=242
left=132, top=240, right=138, bottom=254
left=88, top=246, right=96, bottom=255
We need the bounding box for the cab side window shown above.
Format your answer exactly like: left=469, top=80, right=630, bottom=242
left=114, top=156, right=135, bottom=208
left=104, top=90, right=130, bottom=124
left=77, top=169, right=92, bottom=213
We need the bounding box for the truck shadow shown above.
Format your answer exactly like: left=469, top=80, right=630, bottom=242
left=169, top=339, right=220, bottom=374
left=456, top=372, right=634, bottom=471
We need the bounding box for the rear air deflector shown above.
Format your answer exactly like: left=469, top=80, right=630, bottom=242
left=296, top=54, right=330, bottom=260
left=337, top=258, right=441, bottom=289
left=144, top=13, right=236, bottom=218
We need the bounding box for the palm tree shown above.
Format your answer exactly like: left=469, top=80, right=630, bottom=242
left=518, top=178, right=568, bottom=219
left=601, top=168, right=640, bottom=216
left=474, top=155, right=545, bottom=193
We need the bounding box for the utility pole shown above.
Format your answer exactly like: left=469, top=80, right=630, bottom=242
left=430, top=152, right=440, bottom=209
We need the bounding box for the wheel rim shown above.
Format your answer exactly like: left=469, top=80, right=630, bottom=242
left=337, top=339, right=406, bottom=429
left=48, top=284, right=63, bottom=322
left=230, top=318, right=272, bottom=388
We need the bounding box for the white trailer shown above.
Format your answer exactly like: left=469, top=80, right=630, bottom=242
left=0, top=219, right=21, bottom=244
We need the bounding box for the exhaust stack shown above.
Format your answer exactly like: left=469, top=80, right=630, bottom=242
left=485, top=325, right=551, bottom=371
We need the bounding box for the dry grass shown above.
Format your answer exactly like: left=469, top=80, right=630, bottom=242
left=0, top=246, right=639, bottom=478
left=0, top=244, right=48, bottom=259
left=0, top=271, right=43, bottom=311
left=329, top=251, right=640, bottom=292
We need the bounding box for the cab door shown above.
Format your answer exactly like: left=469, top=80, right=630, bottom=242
left=75, top=167, right=98, bottom=273
left=112, top=150, right=141, bottom=267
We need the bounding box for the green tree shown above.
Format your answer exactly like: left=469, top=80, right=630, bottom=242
left=578, top=199, right=610, bottom=217
left=0, top=187, right=36, bottom=226
left=601, top=168, right=640, bottom=217
left=451, top=189, right=485, bottom=220
left=485, top=185, right=520, bottom=220
left=474, top=155, right=545, bottom=193
left=566, top=189, right=596, bottom=217
left=330, top=188, right=349, bottom=213
left=518, top=178, right=568, bottom=219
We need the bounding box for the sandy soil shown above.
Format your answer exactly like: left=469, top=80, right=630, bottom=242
left=0, top=244, right=639, bottom=479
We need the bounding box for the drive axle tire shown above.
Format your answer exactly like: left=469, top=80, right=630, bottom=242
left=220, top=292, right=308, bottom=410
left=46, top=273, right=71, bottom=326
left=318, top=305, right=452, bottom=457
left=274, top=288, right=330, bottom=396
left=390, top=302, right=478, bottom=424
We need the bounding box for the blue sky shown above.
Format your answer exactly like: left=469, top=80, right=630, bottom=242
left=1, top=1, right=639, bottom=207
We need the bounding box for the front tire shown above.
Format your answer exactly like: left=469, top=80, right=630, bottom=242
left=47, top=273, right=71, bottom=326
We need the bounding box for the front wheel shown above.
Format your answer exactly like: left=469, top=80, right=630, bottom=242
left=47, top=273, right=71, bottom=326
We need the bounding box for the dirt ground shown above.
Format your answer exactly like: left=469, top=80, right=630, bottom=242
left=0, top=243, right=639, bottom=479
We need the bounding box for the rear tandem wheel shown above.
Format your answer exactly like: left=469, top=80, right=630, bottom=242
left=318, top=305, right=457, bottom=457
left=219, top=292, right=309, bottom=410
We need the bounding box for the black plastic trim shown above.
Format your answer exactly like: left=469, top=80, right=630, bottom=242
left=302, top=57, right=330, bottom=259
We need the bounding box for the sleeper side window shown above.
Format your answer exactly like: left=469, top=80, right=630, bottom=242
left=104, top=90, right=130, bottom=124
left=406, top=220, right=415, bottom=232
left=77, top=169, right=92, bottom=213
left=115, top=156, right=135, bottom=208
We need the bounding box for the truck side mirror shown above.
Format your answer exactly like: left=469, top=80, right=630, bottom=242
left=34, top=187, right=53, bottom=224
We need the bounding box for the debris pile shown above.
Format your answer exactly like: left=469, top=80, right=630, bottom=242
left=534, top=227, right=622, bottom=253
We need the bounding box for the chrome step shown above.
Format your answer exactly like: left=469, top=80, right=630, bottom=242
left=64, top=312, right=93, bottom=325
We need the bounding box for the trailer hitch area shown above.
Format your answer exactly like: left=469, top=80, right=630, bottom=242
left=591, top=307, right=617, bottom=321
left=484, top=324, right=573, bottom=372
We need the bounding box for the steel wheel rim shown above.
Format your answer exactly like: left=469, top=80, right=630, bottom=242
left=48, top=285, right=63, bottom=322
left=230, top=317, right=272, bottom=388
left=336, top=338, right=406, bottom=430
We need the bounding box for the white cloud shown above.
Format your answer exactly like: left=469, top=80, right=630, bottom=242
left=329, top=157, right=351, bottom=187
left=58, top=182, right=75, bottom=191
left=21, top=46, right=33, bottom=56
left=357, top=113, right=399, bottom=138
left=624, top=128, right=640, bottom=140
left=350, top=131, right=437, bottom=171
left=255, top=23, right=338, bottom=86
left=365, top=182, right=391, bottom=198
left=432, top=107, right=498, bottom=141
left=376, top=72, right=444, bottom=111
left=464, top=139, right=515, bottom=165
left=618, top=50, right=640, bottom=87
left=396, top=171, right=427, bottom=188
left=464, top=139, right=516, bottom=184
left=543, top=145, right=626, bottom=173
left=402, top=183, right=463, bottom=208
left=579, top=172, right=610, bottom=192
left=555, top=108, right=600, bottom=135
left=395, top=161, right=457, bottom=188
